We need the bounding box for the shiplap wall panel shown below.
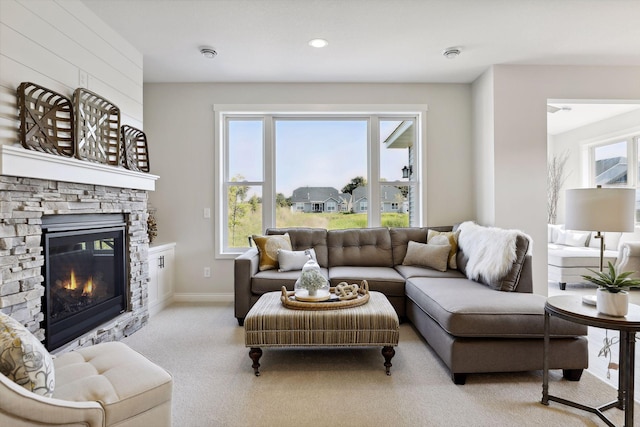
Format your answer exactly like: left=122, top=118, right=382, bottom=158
left=57, top=0, right=143, bottom=69
left=0, top=0, right=143, bottom=145
left=1, top=25, right=81, bottom=89
left=16, top=0, right=143, bottom=94
left=0, top=85, right=20, bottom=144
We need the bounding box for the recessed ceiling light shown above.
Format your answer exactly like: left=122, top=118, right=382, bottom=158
left=308, top=38, right=328, bottom=48
left=200, top=47, right=217, bottom=59
left=442, top=47, right=461, bottom=59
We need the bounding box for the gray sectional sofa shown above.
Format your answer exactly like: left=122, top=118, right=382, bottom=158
left=234, top=225, right=588, bottom=384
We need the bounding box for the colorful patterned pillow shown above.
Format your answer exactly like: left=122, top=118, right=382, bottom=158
left=0, top=312, right=55, bottom=397
left=252, top=233, right=292, bottom=271
left=427, top=229, right=460, bottom=269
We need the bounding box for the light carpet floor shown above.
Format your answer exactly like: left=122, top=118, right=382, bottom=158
left=123, top=302, right=639, bottom=427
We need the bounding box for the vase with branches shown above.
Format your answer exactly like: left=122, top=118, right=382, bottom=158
left=547, top=151, right=569, bottom=224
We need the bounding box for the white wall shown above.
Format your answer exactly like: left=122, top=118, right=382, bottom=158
left=0, top=0, right=143, bottom=146
left=144, top=83, right=473, bottom=300
left=549, top=108, right=640, bottom=224
left=474, top=65, right=640, bottom=295
left=471, top=68, right=494, bottom=225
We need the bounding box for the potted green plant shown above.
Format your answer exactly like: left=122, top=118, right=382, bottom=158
left=582, top=262, right=640, bottom=316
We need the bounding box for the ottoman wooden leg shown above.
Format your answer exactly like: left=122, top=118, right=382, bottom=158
left=249, top=347, right=263, bottom=376
left=382, top=346, right=395, bottom=375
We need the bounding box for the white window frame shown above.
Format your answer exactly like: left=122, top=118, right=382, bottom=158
left=214, top=104, right=427, bottom=257
left=587, top=136, right=636, bottom=188
left=583, top=132, right=640, bottom=224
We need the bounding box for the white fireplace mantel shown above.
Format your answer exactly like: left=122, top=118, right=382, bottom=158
left=0, top=144, right=158, bottom=191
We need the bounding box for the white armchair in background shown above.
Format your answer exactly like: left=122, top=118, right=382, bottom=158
left=615, top=241, right=640, bottom=279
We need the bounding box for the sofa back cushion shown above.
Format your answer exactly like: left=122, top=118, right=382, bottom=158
left=389, top=226, right=453, bottom=266
left=588, top=231, right=622, bottom=251
left=327, top=227, right=393, bottom=267
left=266, top=228, right=328, bottom=268
left=390, top=227, right=430, bottom=265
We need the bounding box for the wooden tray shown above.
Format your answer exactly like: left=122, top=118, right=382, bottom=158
left=281, top=280, right=370, bottom=310
left=17, top=82, right=74, bottom=157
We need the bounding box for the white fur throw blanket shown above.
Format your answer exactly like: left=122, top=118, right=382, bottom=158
left=457, top=221, right=530, bottom=285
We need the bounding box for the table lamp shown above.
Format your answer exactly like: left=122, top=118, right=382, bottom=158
left=565, top=186, right=635, bottom=271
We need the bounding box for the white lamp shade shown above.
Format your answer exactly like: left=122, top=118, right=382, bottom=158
left=565, top=187, right=635, bottom=232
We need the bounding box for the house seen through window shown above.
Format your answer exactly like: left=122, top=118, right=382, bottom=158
left=221, top=112, right=421, bottom=253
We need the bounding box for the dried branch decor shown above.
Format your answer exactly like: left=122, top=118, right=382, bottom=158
left=74, top=88, right=120, bottom=165
left=547, top=152, right=569, bottom=224
left=17, top=82, right=74, bottom=157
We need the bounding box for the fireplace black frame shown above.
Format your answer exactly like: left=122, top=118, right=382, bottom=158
left=42, top=214, right=127, bottom=350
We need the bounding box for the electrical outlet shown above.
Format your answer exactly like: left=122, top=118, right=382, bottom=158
left=203, top=208, right=211, bottom=219
left=204, top=267, right=211, bottom=277
left=79, top=69, right=88, bottom=88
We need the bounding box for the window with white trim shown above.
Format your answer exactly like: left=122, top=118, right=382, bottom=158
left=217, top=107, right=424, bottom=255
left=589, top=135, right=640, bottom=221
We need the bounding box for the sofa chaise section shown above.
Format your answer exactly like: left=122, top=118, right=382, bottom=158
left=405, top=276, right=588, bottom=384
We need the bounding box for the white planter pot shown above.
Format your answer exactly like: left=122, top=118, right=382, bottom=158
left=596, top=288, right=629, bottom=317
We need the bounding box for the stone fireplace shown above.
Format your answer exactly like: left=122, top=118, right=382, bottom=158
left=0, top=144, right=158, bottom=353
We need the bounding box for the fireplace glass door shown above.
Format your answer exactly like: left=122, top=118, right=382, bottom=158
left=43, top=215, right=126, bottom=350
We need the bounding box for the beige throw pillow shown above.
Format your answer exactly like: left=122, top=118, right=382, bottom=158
left=402, top=241, right=451, bottom=272
left=427, top=229, right=460, bottom=269
left=252, top=233, right=292, bottom=271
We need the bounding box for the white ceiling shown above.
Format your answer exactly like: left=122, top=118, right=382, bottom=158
left=81, top=0, right=640, bottom=84
left=547, top=103, right=640, bottom=135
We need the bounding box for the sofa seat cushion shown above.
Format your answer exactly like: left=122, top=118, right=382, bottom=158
left=548, top=244, right=617, bottom=268
left=252, top=268, right=329, bottom=294
left=53, top=342, right=172, bottom=427
left=329, top=266, right=405, bottom=296
left=395, top=265, right=466, bottom=280
left=405, top=277, right=587, bottom=338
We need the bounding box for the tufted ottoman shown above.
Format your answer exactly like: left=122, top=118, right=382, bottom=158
left=53, top=341, right=173, bottom=427
left=244, top=291, right=400, bottom=375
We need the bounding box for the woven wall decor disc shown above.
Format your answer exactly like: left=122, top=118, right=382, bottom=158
left=74, top=88, right=120, bottom=165
left=17, top=82, right=74, bottom=157
left=120, top=125, right=150, bottom=172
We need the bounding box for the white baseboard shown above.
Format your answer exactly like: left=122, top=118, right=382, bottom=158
left=172, top=293, right=234, bottom=303
left=149, top=297, right=174, bottom=317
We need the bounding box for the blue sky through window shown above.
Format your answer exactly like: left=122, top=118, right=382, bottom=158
left=229, top=119, right=408, bottom=197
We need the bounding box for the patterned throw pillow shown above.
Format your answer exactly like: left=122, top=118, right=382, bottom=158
left=252, top=233, right=292, bottom=271
left=427, top=229, right=460, bottom=270
left=0, top=312, right=55, bottom=397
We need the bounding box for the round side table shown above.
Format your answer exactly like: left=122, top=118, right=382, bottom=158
left=542, top=295, right=640, bottom=427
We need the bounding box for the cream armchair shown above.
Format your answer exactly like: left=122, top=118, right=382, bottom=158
left=0, top=342, right=173, bottom=427
left=615, top=241, right=640, bottom=278
left=0, top=372, right=104, bottom=426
